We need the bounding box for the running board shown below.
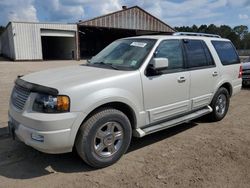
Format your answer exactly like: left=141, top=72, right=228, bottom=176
left=133, top=106, right=212, bottom=137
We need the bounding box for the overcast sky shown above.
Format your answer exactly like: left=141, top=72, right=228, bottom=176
left=0, top=0, right=250, bottom=28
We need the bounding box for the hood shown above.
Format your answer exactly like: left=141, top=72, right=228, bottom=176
left=21, top=65, right=128, bottom=91
left=242, top=62, right=250, bottom=70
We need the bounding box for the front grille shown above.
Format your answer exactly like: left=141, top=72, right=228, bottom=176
left=11, top=84, right=30, bottom=111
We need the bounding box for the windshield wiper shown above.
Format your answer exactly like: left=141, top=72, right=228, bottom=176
left=91, top=62, right=120, bottom=70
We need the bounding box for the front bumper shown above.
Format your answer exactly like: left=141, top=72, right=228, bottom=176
left=8, top=119, right=71, bottom=153
left=8, top=105, right=85, bottom=154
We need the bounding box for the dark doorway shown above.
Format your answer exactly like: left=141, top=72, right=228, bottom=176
left=41, top=36, right=76, bottom=60
left=78, top=27, right=137, bottom=59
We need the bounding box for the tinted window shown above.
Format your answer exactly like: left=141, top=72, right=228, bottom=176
left=203, top=42, right=214, bottom=65
left=212, top=41, right=240, bottom=65
left=184, top=40, right=213, bottom=68
left=154, top=39, right=184, bottom=70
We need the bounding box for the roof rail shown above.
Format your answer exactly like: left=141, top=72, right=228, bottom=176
left=173, top=32, right=221, bottom=38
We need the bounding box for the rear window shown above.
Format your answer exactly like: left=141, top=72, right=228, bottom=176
left=212, top=41, right=240, bottom=65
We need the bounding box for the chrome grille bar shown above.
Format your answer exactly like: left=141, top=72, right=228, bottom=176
left=11, top=85, right=30, bottom=111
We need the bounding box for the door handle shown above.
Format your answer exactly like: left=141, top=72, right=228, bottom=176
left=212, top=71, right=218, bottom=77
left=178, top=76, right=186, bottom=83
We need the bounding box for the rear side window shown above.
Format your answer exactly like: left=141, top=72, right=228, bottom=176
left=184, top=40, right=214, bottom=68
left=212, top=41, right=240, bottom=65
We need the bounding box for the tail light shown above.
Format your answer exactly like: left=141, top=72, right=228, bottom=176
left=238, top=64, right=242, bottom=78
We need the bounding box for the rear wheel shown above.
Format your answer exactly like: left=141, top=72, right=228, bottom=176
left=208, top=87, right=230, bottom=122
left=75, top=108, right=132, bottom=168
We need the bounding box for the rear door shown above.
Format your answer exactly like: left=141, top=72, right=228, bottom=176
left=141, top=39, right=191, bottom=124
left=183, top=39, right=220, bottom=110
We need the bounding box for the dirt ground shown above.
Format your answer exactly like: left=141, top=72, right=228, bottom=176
left=0, top=60, right=250, bottom=188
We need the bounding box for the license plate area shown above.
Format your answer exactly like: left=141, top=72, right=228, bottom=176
left=8, top=117, right=20, bottom=140
left=8, top=121, right=15, bottom=140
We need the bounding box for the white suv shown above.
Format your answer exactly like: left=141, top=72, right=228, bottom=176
left=8, top=32, right=242, bottom=168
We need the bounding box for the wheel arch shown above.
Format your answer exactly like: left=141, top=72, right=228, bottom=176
left=82, top=101, right=137, bottom=130
left=219, top=82, right=232, bottom=97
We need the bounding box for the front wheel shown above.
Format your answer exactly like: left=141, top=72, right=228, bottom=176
left=208, top=87, right=230, bottom=122
left=75, top=108, right=132, bottom=168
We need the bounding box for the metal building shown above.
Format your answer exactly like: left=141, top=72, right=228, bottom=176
left=0, top=6, right=175, bottom=61
left=78, top=6, right=175, bottom=58
left=0, top=22, right=77, bottom=60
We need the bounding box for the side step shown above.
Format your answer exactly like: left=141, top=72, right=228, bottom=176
left=133, top=106, right=212, bottom=137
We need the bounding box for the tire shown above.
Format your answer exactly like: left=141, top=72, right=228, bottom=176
left=208, top=87, right=230, bottom=122
left=75, top=108, right=132, bottom=168
left=242, top=81, right=248, bottom=88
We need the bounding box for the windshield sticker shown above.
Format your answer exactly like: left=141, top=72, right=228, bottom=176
left=130, top=60, right=137, bottom=66
left=130, top=42, right=147, bottom=48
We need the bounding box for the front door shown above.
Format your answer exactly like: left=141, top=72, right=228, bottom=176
left=141, top=39, right=191, bottom=124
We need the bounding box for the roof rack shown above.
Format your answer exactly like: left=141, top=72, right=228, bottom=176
left=173, top=32, right=221, bottom=38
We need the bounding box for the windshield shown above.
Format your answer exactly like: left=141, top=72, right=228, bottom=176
left=87, top=38, right=156, bottom=70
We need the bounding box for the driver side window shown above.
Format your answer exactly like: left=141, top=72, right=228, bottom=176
left=155, top=39, right=184, bottom=70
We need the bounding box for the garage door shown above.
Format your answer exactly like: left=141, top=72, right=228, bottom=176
left=41, top=29, right=76, bottom=60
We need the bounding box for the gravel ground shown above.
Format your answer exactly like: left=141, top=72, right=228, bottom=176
left=0, top=60, right=250, bottom=188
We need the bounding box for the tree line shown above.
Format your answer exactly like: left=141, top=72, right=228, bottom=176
left=174, top=24, right=249, bottom=50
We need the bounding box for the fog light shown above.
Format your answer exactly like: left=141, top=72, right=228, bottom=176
left=31, top=133, right=44, bottom=142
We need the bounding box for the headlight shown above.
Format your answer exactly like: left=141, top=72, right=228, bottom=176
left=33, top=94, right=70, bottom=113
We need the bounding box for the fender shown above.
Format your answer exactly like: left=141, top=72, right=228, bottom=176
left=68, top=88, right=147, bottom=146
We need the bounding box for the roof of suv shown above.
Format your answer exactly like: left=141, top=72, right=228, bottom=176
left=127, top=35, right=230, bottom=41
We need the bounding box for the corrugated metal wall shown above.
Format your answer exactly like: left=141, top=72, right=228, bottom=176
left=11, top=22, right=77, bottom=60
left=79, top=6, right=175, bottom=33
left=0, top=22, right=78, bottom=60
left=0, top=23, right=15, bottom=59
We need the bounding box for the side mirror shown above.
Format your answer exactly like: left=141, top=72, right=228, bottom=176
left=152, top=58, right=169, bottom=71
left=146, top=58, right=169, bottom=76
